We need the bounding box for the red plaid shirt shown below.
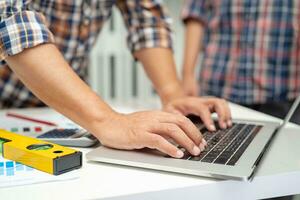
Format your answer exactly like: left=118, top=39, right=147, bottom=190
left=182, top=0, right=300, bottom=105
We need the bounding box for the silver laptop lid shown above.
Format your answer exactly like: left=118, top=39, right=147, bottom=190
left=278, top=95, right=300, bottom=130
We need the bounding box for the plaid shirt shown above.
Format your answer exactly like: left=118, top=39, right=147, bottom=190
left=182, top=0, right=300, bottom=105
left=0, top=0, right=172, bottom=108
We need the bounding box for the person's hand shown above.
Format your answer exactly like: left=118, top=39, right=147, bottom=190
left=182, top=74, right=199, bottom=96
left=91, top=110, right=207, bottom=158
left=163, top=96, right=232, bottom=131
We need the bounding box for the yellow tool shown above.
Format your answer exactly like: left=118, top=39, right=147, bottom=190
left=0, top=129, right=82, bottom=175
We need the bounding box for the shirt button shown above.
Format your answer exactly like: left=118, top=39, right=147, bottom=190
left=83, top=17, right=90, bottom=26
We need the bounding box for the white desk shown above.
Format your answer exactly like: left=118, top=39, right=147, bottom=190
left=1, top=103, right=300, bottom=200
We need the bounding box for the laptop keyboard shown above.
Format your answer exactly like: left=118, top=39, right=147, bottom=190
left=168, top=121, right=262, bottom=166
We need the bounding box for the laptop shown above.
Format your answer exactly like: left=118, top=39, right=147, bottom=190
left=86, top=96, right=300, bottom=181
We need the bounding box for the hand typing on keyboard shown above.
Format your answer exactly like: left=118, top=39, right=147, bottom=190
left=168, top=122, right=261, bottom=166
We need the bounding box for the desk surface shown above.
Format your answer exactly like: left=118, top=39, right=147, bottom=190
left=1, top=103, right=300, bottom=200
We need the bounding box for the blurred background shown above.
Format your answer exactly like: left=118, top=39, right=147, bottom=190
left=88, top=1, right=187, bottom=106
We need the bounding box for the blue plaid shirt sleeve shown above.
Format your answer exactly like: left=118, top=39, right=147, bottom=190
left=0, top=0, right=54, bottom=60
left=181, top=0, right=210, bottom=25
left=116, top=0, right=173, bottom=54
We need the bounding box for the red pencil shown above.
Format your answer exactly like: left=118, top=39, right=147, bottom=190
left=6, top=112, right=58, bottom=127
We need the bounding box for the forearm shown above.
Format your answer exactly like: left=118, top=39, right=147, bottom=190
left=5, top=44, right=115, bottom=130
left=182, top=19, right=205, bottom=76
left=134, top=48, right=184, bottom=105
left=5, top=43, right=211, bottom=157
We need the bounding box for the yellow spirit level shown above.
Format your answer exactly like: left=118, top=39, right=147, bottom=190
left=0, top=129, right=82, bottom=175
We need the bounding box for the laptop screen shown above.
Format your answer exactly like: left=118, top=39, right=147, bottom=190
left=281, top=95, right=300, bottom=127
left=290, top=103, right=300, bottom=126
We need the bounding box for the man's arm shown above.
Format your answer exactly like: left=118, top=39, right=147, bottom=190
left=6, top=44, right=205, bottom=158
left=135, top=47, right=231, bottom=130
left=182, top=19, right=205, bottom=96
left=181, top=0, right=211, bottom=96
left=134, top=48, right=184, bottom=105
left=6, top=44, right=112, bottom=128
left=117, top=0, right=231, bottom=130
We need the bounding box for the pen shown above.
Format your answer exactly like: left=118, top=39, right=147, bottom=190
left=6, top=112, right=58, bottom=127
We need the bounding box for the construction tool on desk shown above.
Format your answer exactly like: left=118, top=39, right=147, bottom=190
left=0, top=129, right=82, bottom=175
